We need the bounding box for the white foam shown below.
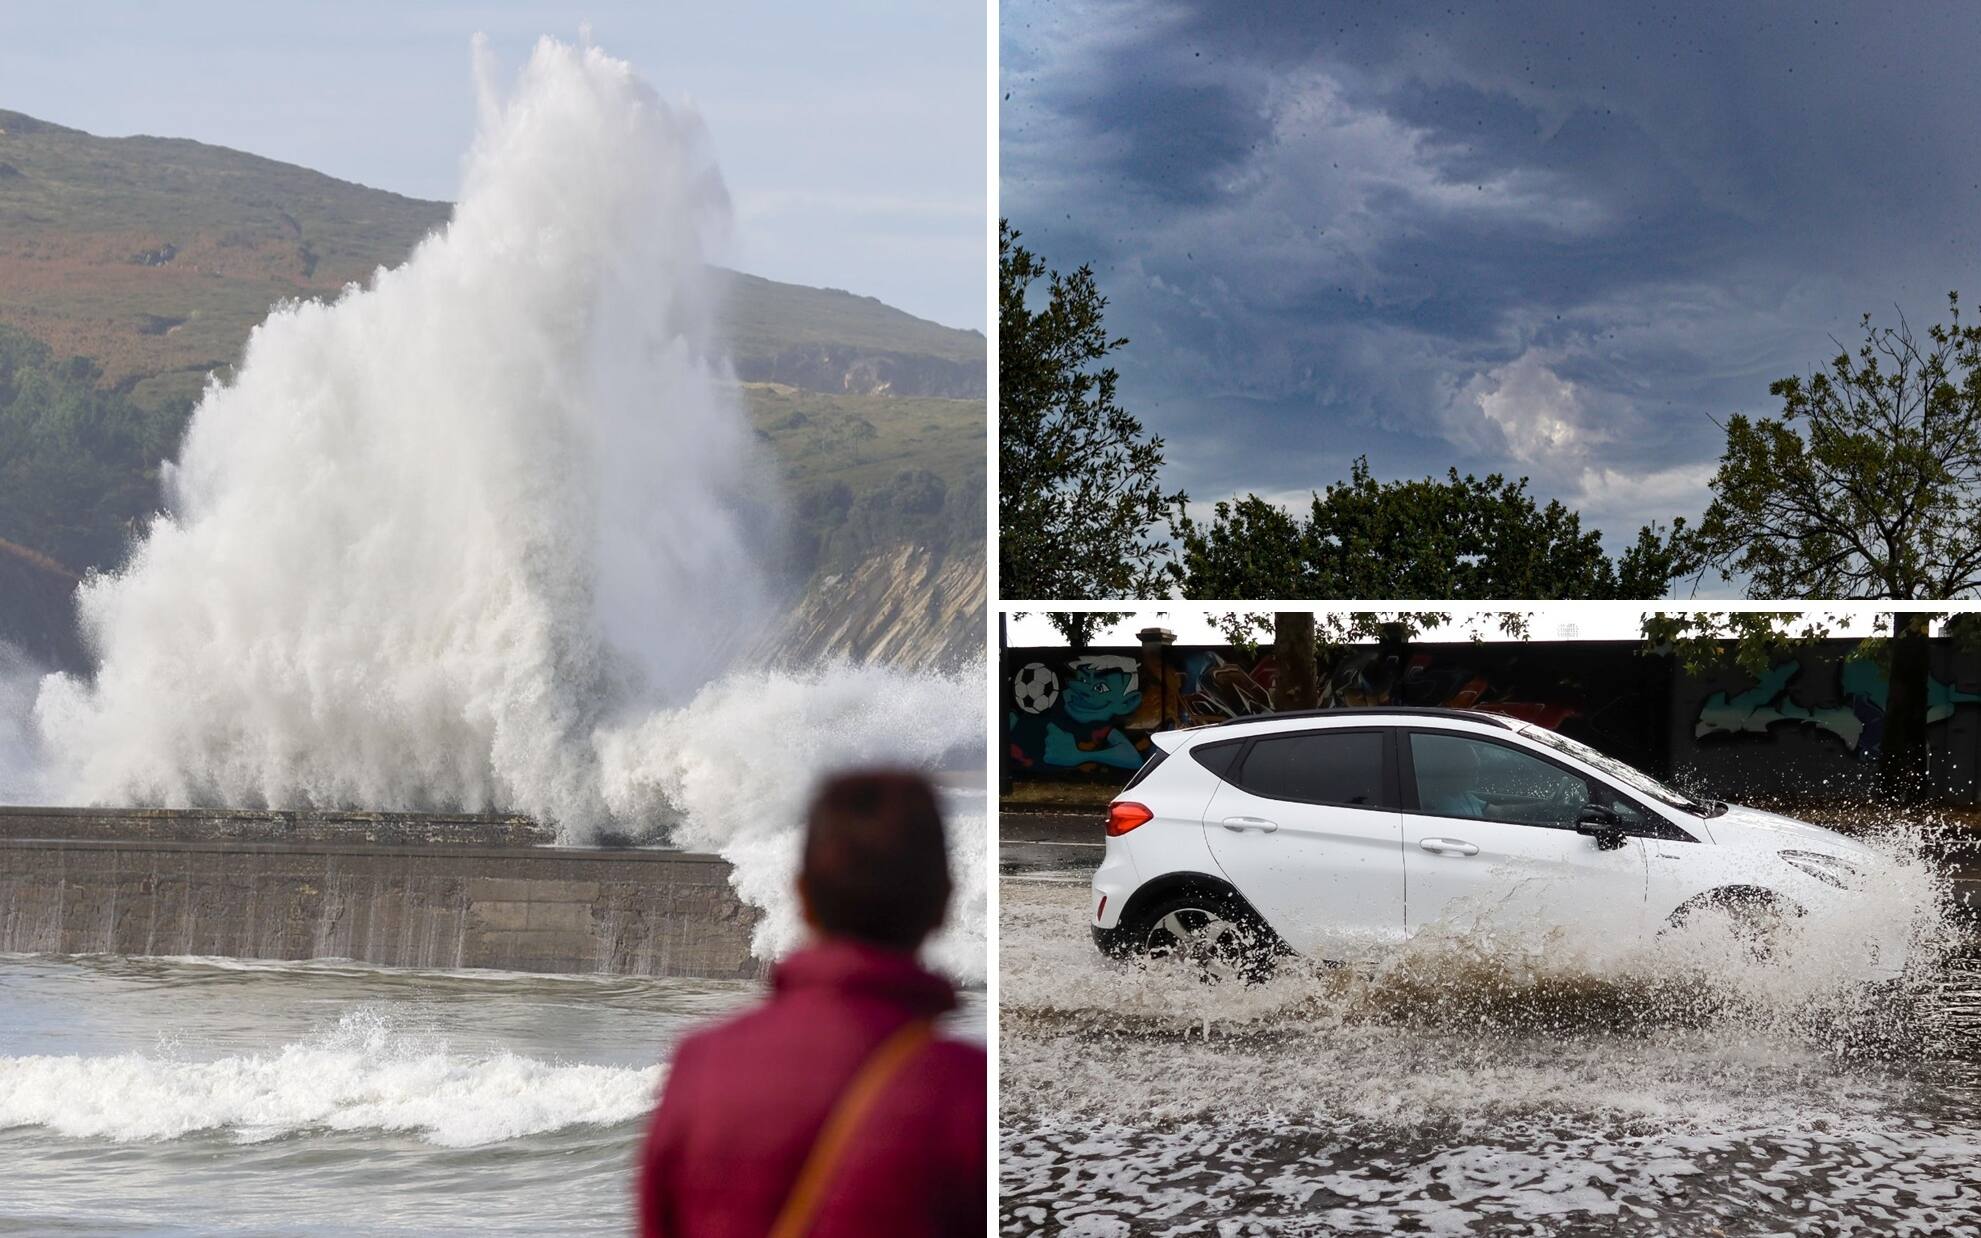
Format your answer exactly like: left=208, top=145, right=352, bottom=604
left=596, top=661, right=985, bottom=978
left=0, top=1007, right=657, bottom=1147
left=34, top=37, right=766, bottom=830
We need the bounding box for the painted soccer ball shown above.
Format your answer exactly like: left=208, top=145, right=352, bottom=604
left=1013, top=663, right=1061, bottom=713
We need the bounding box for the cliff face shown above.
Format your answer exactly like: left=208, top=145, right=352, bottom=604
left=777, top=542, right=986, bottom=671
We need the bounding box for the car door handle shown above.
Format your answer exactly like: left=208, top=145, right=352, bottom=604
left=1221, top=816, right=1279, bottom=833
left=1419, top=837, right=1479, bottom=856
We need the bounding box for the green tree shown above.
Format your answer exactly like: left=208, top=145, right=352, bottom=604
left=1171, top=456, right=1688, bottom=599
left=1694, top=296, right=1981, bottom=801
left=999, top=222, right=1178, bottom=599
left=1040, top=611, right=1125, bottom=651
left=1212, top=610, right=1530, bottom=711
left=0, top=326, right=183, bottom=573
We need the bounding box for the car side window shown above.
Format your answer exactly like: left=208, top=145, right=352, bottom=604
left=1590, top=783, right=1693, bottom=840
left=1594, top=786, right=1651, bottom=829
left=1190, top=739, right=1245, bottom=780
left=1409, top=732, right=1592, bottom=829
left=1230, top=730, right=1387, bottom=808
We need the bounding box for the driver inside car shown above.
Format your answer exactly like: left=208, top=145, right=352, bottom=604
left=1417, top=738, right=1491, bottom=819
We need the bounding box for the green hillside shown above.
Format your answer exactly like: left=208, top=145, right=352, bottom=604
left=745, top=383, right=983, bottom=578
left=0, top=108, right=984, bottom=668
left=0, top=107, right=982, bottom=405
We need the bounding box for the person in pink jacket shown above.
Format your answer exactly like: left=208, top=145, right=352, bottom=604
left=637, top=769, right=986, bottom=1237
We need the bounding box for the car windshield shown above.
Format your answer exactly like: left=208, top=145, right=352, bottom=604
left=1514, top=723, right=1710, bottom=815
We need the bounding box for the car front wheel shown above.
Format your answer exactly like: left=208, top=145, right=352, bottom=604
left=1667, top=888, right=1802, bottom=964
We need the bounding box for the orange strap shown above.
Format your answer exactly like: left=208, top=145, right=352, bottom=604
left=767, top=1018, right=935, bottom=1238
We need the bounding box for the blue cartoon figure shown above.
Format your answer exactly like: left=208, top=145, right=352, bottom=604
left=1008, top=655, right=1149, bottom=772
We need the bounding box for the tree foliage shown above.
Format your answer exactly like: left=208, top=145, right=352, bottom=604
left=1640, top=611, right=1842, bottom=677
left=1695, top=294, right=1981, bottom=599
left=999, top=222, right=1178, bottom=599
left=1208, top=609, right=1530, bottom=653
left=1170, top=456, right=1688, bottom=599
left=1037, top=611, right=1127, bottom=651
left=0, top=325, right=182, bottom=573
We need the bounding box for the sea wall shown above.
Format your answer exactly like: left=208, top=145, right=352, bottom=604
left=0, top=807, right=762, bottom=978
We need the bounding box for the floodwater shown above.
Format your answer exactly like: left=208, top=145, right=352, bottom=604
left=1, top=953, right=984, bottom=1235
left=1000, top=865, right=1981, bottom=1237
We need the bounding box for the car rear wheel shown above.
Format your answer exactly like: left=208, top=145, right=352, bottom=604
left=1127, top=890, right=1278, bottom=984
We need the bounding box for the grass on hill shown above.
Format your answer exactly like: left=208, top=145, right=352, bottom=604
left=0, top=109, right=984, bottom=412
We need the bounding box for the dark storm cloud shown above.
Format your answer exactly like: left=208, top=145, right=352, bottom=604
left=1067, top=72, right=1273, bottom=204
left=1001, top=0, right=1981, bottom=546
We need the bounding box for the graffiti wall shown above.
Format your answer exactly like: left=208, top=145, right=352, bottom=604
left=1003, top=637, right=1981, bottom=803
left=1003, top=640, right=1668, bottom=784
left=1674, top=642, right=1981, bottom=801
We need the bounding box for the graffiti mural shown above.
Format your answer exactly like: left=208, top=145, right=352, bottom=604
left=1694, top=656, right=1981, bottom=760
left=1008, top=654, right=1149, bottom=773
left=1007, top=648, right=1281, bottom=775
left=1004, top=642, right=1656, bottom=779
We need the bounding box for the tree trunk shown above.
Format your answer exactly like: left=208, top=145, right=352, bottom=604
left=1271, top=612, right=1318, bottom=712
left=1881, top=612, right=1932, bottom=806
left=1375, top=621, right=1412, bottom=705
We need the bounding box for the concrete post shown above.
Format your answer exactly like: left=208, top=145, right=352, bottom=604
left=1138, top=626, right=1177, bottom=729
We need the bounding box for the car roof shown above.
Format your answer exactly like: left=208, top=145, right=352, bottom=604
left=1175, top=706, right=1520, bottom=738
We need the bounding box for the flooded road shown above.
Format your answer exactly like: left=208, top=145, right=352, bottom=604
left=999, top=822, right=1981, bottom=1236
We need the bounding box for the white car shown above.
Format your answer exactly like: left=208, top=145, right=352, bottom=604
left=1091, top=707, right=1904, bottom=979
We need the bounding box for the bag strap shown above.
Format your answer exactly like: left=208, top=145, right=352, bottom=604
left=767, top=1017, right=936, bottom=1238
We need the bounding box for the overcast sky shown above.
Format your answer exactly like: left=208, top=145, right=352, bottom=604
left=1, top=2, right=986, bottom=332
left=1002, top=0, right=1981, bottom=549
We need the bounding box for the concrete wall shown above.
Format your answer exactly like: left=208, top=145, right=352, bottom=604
left=0, top=808, right=762, bottom=979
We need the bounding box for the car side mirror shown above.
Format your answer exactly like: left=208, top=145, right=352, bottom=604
left=1575, top=804, right=1628, bottom=851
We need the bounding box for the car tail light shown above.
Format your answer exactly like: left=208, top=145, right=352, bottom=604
left=1107, top=801, right=1154, bottom=836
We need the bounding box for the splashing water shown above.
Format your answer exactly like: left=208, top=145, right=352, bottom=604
left=1006, top=821, right=1960, bottom=1050
left=999, top=820, right=1981, bottom=1233
left=24, top=37, right=983, bottom=974
left=597, top=661, right=986, bottom=977
left=37, top=37, right=763, bottom=828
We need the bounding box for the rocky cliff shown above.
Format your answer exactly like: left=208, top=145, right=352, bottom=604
left=778, top=542, right=986, bottom=670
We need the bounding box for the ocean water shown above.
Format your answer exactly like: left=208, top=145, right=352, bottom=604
left=1000, top=869, right=1981, bottom=1236
left=1, top=953, right=985, bottom=1235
